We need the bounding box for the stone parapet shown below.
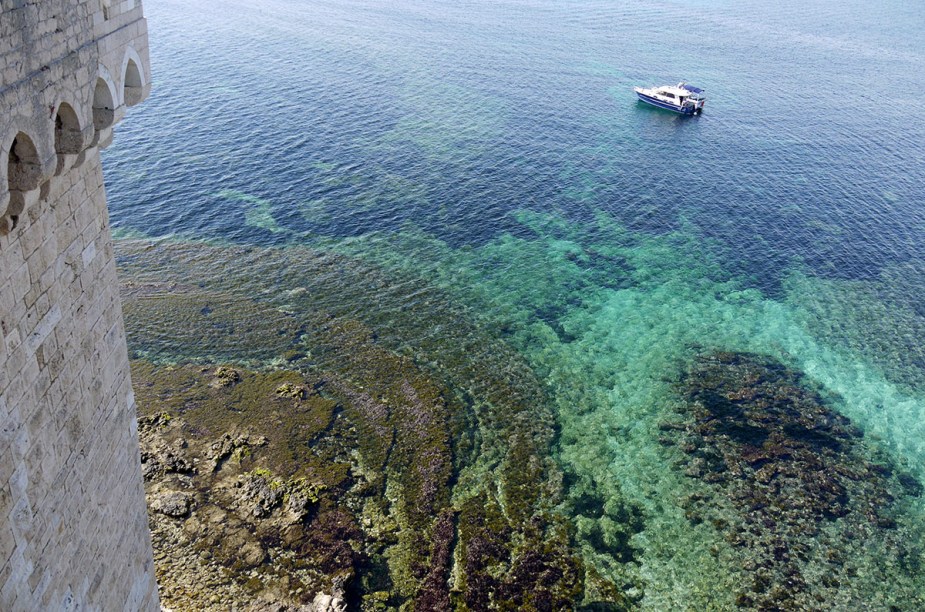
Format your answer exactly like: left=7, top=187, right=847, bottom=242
left=1, top=0, right=151, bottom=233
left=0, top=0, right=158, bottom=609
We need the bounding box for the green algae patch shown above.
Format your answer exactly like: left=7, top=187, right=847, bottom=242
left=119, top=238, right=617, bottom=608
left=133, top=361, right=340, bottom=480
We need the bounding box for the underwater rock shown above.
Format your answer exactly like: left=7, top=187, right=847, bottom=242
left=121, top=288, right=303, bottom=366
left=676, top=352, right=925, bottom=609
left=898, top=472, right=923, bottom=497
left=119, top=240, right=632, bottom=608
left=415, top=509, right=455, bottom=612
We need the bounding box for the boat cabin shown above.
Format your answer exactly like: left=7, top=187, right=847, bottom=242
left=633, top=81, right=706, bottom=115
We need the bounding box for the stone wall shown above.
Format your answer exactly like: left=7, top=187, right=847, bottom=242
left=0, top=0, right=158, bottom=609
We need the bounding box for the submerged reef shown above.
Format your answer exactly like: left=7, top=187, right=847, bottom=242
left=120, top=240, right=625, bottom=610
left=121, top=238, right=925, bottom=609
left=786, top=267, right=925, bottom=396
left=669, top=352, right=925, bottom=609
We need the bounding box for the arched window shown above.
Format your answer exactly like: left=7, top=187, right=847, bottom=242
left=123, top=59, right=144, bottom=106
left=93, top=77, right=116, bottom=131
left=5, top=133, right=42, bottom=230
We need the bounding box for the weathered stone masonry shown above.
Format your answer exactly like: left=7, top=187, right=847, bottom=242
left=1, top=0, right=158, bottom=609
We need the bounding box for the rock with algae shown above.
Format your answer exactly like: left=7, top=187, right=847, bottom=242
left=671, top=352, right=925, bottom=609
left=120, top=239, right=635, bottom=609
left=135, top=364, right=355, bottom=610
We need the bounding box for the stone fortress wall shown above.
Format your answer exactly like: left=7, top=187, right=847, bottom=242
left=1, top=0, right=158, bottom=609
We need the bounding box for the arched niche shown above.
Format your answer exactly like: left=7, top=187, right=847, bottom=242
left=8, top=133, right=42, bottom=192
left=93, top=77, right=117, bottom=130
left=54, top=102, right=85, bottom=175
left=4, top=132, right=43, bottom=231
left=123, top=58, right=144, bottom=106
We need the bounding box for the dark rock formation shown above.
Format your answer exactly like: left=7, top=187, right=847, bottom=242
left=672, top=352, right=925, bottom=609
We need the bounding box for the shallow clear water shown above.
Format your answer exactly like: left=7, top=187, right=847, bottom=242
left=106, top=0, right=925, bottom=605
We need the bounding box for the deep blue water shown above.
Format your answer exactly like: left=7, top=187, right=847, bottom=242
left=105, top=0, right=925, bottom=605
left=108, top=0, right=925, bottom=291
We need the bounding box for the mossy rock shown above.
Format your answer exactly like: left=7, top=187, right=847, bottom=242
left=120, top=240, right=638, bottom=608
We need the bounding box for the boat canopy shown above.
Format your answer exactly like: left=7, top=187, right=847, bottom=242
left=680, top=84, right=703, bottom=93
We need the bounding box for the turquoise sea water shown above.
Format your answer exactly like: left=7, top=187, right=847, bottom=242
left=105, top=0, right=925, bottom=606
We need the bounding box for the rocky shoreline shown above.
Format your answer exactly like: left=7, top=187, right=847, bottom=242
left=120, top=241, right=925, bottom=610
left=138, top=370, right=352, bottom=611
left=133, top=353, right=598, bottom=610
left=121, top=240, right=626, bottom=610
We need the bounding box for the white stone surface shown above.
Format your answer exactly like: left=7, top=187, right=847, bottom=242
left=0, top=0, right=159, bottom=609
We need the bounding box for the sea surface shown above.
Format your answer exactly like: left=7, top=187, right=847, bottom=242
left=104, top=0, right=925, bottom=607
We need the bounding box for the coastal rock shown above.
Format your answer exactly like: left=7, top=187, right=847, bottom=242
left=237, top=470, right=285, bottom=518
left=308, top=593, right=346, bottom=612
left=238, top=539, right=268, bottom=568
left=138, top=413, right=193, bottom=480
left=208, top=432, right=267, bottom=473
left=284, top=479, right=326, bottom=523
left=246, top=601, right=311, bottom=611
left=275, top=382, right=307, bottom=399
left=213, top=366, right=242, bottom=387
left=151, top=492, right=194, bottom=518
left=133, top=364, right=358, bottom=612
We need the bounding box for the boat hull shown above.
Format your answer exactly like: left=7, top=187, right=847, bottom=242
left=635, top=91, right=700, bottom=115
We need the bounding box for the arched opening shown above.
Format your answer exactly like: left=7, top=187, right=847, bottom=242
left=55, top=104, right=82, bottom=154
left=8, top=134, right=42, bottom=191
left=5, top=133, right=43, bottom=230
left=93, top=77, right=116, bottom=130
left=102, top=0, right=112, bottom=20
left=123, top=59, right=144, bottom=106
left=54, top=103, right=83, bottom=175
